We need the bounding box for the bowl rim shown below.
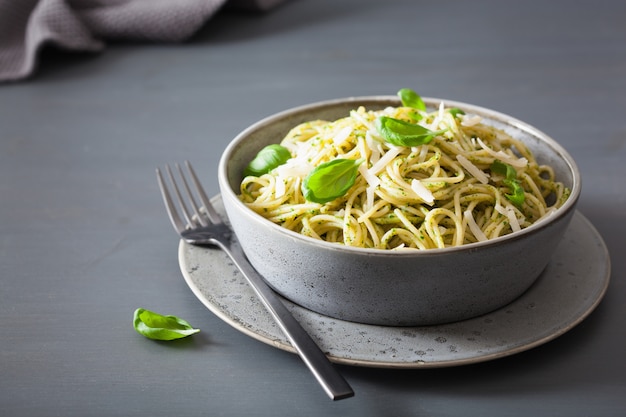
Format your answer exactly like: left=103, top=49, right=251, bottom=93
left=218, top=95, right=581, bottom=256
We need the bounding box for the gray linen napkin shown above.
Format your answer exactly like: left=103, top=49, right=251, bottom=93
left=0, top=0, right=280, bottom=82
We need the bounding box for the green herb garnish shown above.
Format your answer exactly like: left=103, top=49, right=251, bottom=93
left=448, top=108, right=465, bottom=118
left=491, top=160, right=525, bottom=206
left=133, top=308, right=200, bottom=341
left=398, top=88, right=426, bottom=111
left=244, top=144, right=291, bottom=177
left=302, top=158, right=364, bottom=203
left=376, top=116, right=445, bottom=147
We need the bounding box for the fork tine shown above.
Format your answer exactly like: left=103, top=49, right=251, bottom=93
left=156, top=167, right=187, bottom=234
left=165, top=164, right=199, bottom=228
left=174, top=163, right=210, bottom=228
left=185, top=161, right=223, bottom=224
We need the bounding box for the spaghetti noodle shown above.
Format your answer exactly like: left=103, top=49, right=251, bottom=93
left=239, top=98, right=570, bottom=250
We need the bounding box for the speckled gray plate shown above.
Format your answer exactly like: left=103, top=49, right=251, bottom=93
left=178, top=195, right=610, bottom=368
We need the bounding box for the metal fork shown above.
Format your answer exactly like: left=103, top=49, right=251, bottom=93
left=156, top=161, right=354, bottom=401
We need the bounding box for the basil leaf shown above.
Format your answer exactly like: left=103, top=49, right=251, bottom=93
left=490, top=160, right=516, bottom=179
left=505, top=181, right=525, bottom=206
left=490, top=161, right=525, bottom=206
left=133, top=308, right=200, bottom=341
left=302, top=158, right=364, bottom=203
left=398, top=88, right=426, bottom=111
left=448, top=108, right=466, bottom=118
left=244, top=144, right=291, bottom=177
left=376, top=116, right=445, bottom=147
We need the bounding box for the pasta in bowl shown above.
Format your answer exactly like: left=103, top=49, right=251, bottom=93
left=239, top=91, right=570, bottom=250
left=218, top=91, right=580, bottom=326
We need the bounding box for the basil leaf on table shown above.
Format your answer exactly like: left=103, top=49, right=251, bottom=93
left=302, top=158, right=364, bottom=204
left=490, top=160, right=525, bottom=206
left=398, top=88, right=426, bottom=111
left=244, top=144, right=292, bottom=177
left=376, top=116, right=445, bottom=147
left=133, top=308, right=200, bottom=341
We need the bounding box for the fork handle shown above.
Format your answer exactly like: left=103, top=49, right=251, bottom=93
left=217, top=240, right=355, bottom=400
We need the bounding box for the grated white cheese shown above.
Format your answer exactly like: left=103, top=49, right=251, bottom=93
left=456, top=154, right=490, bottom=184
left=426, top=101, right=446, bottom=131
left=274, top=177, right=286, bottom=198
left=275, top=158, right=314, bottom=179
left=369, top=146, right=401, bottom=175
left=506, top=209, right=521, bottom=232
left=350, top=108, right=376, bottom=132
left=476, top=138, right=528, bottom=168
left=461, top=114, right=482, bottom=126
left=365, top=131, right=381, bottom=165
left=495, top=201, right=508, bottom=216
left=437, top=101, right=445, bottom=124
left=332, top=126, right=353, bottom=147
left=464, top=210, right=488, bottom=242
left=411, top=179, right=435, bottom=205
left=365, top=186, right=375, bottom=213
left=358, top=164, right=380, bottom=212
left=495, top=203, right=521, bottom=232
left=358, top=163, right=381, bottom=188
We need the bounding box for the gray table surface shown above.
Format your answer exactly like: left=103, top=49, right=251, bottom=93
left=1, top=0, right=625, bottom=416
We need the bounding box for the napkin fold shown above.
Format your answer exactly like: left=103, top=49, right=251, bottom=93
left=0, top=0, right=281, bottom=82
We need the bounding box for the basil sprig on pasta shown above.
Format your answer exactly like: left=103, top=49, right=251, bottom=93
left=448, top=108, right=465, bottom=118
left=398, top=88, right=427, bottom=111
left=244, top=144, right=291, bottom=177
left=302, top=158, right=364, bottom=203
left=374, top=88, right=447, bottom=146
left=376, top=116, right=446, bottom=147
left=491, top=160, right=525, bottom=206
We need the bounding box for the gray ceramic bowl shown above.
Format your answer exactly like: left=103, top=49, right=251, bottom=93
left=218, top=96, right=581, bottom=326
